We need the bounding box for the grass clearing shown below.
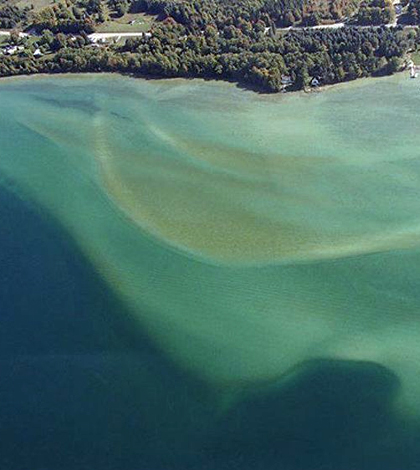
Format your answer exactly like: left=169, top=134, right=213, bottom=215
left=411, top=49, right=420, bottom=65
left=96, top=12, right=155, bottom=33
left=15, top=0, right=54, bottom=12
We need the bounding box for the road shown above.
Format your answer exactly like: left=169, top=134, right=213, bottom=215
left=0, top=30, right=147, bottom=43
left=0, top=31, right=29, bottom=37
left=1, top=20, right=417, bottom=43
left=88, top=32, right=149, bottom=42
left=278, top=22, right=346, bottom=32
left=277, top=20, right=406, bottom=32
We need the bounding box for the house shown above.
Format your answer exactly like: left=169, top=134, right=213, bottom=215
left=311, top=77, right=320, bottom=87
left=5, top=46, right=17, bottom=55
left=4, top=45, right=24, bottom=56
left=281, top=75, right=293, bottom=87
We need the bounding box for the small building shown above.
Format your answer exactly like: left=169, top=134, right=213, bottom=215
left=408, top=59, right=418, bottom=78
left=4, top=46, right=23, bottom=56
left=33, top=48, right=43, bottom=58
left=281, top=75, right=293, bottom=87
left=311, top=77, right=320, bottom=87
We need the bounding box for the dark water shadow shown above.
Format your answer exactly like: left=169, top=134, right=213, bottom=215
left=2, top=182, right=420, bottom=470
left=0, top=179, right=147, bottom=357
left=0, top=182, right=213, bottom=470
left=210, top=359, right=420, bottom=470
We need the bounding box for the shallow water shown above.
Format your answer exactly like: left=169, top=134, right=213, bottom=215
left=1, top=74, right=420, bottom=469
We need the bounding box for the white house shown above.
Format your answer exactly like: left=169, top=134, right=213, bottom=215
left=4, top=45, right=24, bottom=55
left=311, top=77, right=320, bottom=87
left=281, top=75, right=293, bottom=86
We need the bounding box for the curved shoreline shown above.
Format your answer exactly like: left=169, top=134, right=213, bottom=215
left=3, top=73, right=420, bottom=393
left=0, top=68, right=411, bottom=97
left=3, top=71, right=417, bottom=269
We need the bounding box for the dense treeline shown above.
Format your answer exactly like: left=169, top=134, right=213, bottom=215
left=0, top=0, right=418, bottom=93
left=407, top=0, right=420, bottom=23
left=0, top=0, right=27, bottom=28
left=0, top=25, right=414, bottom=92
left=262, top=0, right=360, bottom=26
left=135, top=0, right=360, bottom=29
left=31, top=2, right=96, bottom=33
left=109, top=0, right=130, bottom=16
left=354, top=0, right=394, bottom=25
left=119, top=24, right=411, bottom=89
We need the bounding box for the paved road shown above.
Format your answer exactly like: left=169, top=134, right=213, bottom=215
left=1, top=20, right=417, bottom=43
left=88, top=22, right=418, bottom=39
left=0, top=31, right=29, bottom=37
left=88, top=32, right=149, bottom=42
left=277, top=20, right=407, bottom=32
left=278, top=22, right=345, bottom=32
left=0, top=30, right=147, bottom=42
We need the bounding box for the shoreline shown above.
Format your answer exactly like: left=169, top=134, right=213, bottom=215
left=0, top=68, right=411, bottom=96
left=2, top=68, right=416, bottom=272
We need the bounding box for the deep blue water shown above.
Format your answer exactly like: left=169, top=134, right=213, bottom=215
left=0, top=183, right=210, bottom=470
left=1, top=178, right=420, bottom=470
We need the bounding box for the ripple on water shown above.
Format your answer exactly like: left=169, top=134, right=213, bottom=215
left=2, top=74, right=420, bottom=394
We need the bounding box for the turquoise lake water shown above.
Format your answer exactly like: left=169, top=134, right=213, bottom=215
left=1, top=74, right=420, bottom=469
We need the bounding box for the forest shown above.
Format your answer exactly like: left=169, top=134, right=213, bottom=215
left=353, top=0, right=395, bottom=25
left=407, top=0, right=420, bottom=23
left=0, top=0, right=419, bottom=92
left=0, top=0, right=28, bottom=28
left=135, top=0, right=361, bottom=28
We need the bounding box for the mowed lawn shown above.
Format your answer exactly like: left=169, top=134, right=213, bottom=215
left=2, top=0, right=154, bottom=34
left=15, top=0, right=54, bottom=11
left=411, top=49, right=420, bottom=65
left=96, top=12, right=155, bottom=33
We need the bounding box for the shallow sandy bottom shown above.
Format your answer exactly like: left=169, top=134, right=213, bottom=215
left=1, top=73, right=420, bottom=469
